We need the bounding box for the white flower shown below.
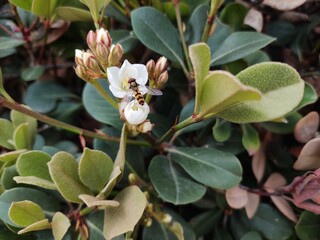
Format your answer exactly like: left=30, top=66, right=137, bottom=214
left=124, top=100, right=150, bottom=125
left=107, top=60, right=148, bottom=98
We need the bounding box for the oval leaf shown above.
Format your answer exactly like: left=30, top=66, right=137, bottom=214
left=263, top=0, right=307, bottom=11
left=294, top=111, right=319, bottom=143
left=210, top=32, right=275, bottom=66
left=103, top=186, right=147, bottom=240
left=48, top=151, right=93, bottom=203
left=226, top=185, right=248, bottom=209
left=79, top=194, right=119, bottom=207
left=0, top=119, right=15, bottom=149
left=294, top=138, right=320, bottom=170
left=168, top=147, right=243, bottom=189
left=295, top=211, right=320, bottom=240
left=13, top=176, right=56, bottom=189
left=52, top=212, right=71, bottom=240
left=21, top=66, right=45, bottom=81
left=9, top=200, right=45, bottom=227
left=149, top=155, right=206, bottom=205
left=18, top=219, right=50, bottom=234
left=217, top=62, right=305, bottom=123
left=131, top=7, right=184, bottom=66
left=16, top=150, right=52, bottom=181
left=56, top=6, right=93, bottom=21
left=241, top=124, right=260, bottom=155
left=79, top=148, right=113, bottom=192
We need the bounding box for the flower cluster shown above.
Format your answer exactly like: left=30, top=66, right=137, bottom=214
left=74, top=28, right=123, bottom=83
left=74, top=28, right=167, bottom=134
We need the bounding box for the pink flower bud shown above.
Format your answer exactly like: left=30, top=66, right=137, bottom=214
left=83, top=51, right=100, bottom=72
left=74, top=65, right=90, bottom=82
left=108, top=44, right=123, bottom=66
left=75, top=49, right=84, bottom=66
left=86, top=30, right=97, bottom=52
left=96, top=43, right=110, bottom=65
left=157, top=70, right=168, bottom=89
left=155, top=57, right=168, bottom=77
left=96, top=28, right=112, bottom=48
left=146, top=59, right=155, bottom=79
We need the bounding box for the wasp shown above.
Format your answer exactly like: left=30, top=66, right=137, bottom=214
left=127, top=78, right=162, bottom=106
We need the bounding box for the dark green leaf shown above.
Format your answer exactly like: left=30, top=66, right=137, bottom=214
left=259, top=112, right=301, bottom=134
left=21, top=66, right=45, bottom=81
left=149, top=155, right=206, bottom=205
left=219, top=2, right=248, bottom=31
left=1, top=165, right=19, bottom=189
left=186, top=5, right=209, bottom=44
left=168, top=147, right=242, bottom=189
left=131, top=7, right=184, bottom=66
left=190, top=209, right=222, bottom=237
left=0, top=37, right=25, bottom=49
left=87, top=211, right=105, bottom=240
left=294, top=82, right=317, bottom=111
left=241, top=124, right=260, bottom=155
left=212, top=119, right=232, bottom=142
left=207, top=18, right=231, bottom=55
left=82, top=79, right=121, bottom=128
left=295, top=211, right=320, bottom=240
left=210, top=32, right=275, bottom=66
left=110, top=30, right=139, bottom=53
left=24, top=81, right=76, bottom=113
left=240, top=231, right=262, bottom=240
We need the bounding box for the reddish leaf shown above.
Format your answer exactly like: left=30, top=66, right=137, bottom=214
left=226, top=185, right=248, bottom=209
left=294, top=111, right=319, bottom=143
left=270, top=196, right=297, bottom=222
left=245, top=192, right=260, bottom=219
left=294, top=138, right=320, bottom=170
left=252, top=142, right=267, bottom=183
left=244, top=8, right=263, bottom=32
left=264, top=172, right=286, bottom=192
left=263, top=0, right=307, bottom=11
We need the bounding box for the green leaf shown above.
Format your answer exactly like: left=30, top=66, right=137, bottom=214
left=259, top=112, right=301, bottom=134
left=210, top=32, right=275, bottom=66
left=110, top=30, right=139, bottom=54
left=18, top=219, right=50, bottom=234
left=187, top=5, right=209, bottom=44
left=198, top=70, right=261, bottom=116
left=1, top=165, right=19, bottom=190
left=0, top=37, right=25, bottom=49
left=8, top=0, right=32, bottom=10
left=103, top=186, right=147, bottom=240
left=190, top=209, right=222, bottom=237
left=0, top=187, right=59, bottom=226
left=16, top=150, right=52, bottom=181
left=113, top=125, right=127, bottom=175
left=79, top=148, right=113, bottom=192
left=212, top=119, right=232, bottom=142
left=244, top=50, right=270, bottom=66
left=0, top=119, right=15, bottom=150
left=149, top=155, right=206, bottom=205
left=240, top=231, right=262, bottom=240
left=0, top=150, right=27, bottom=164
left=82, top=79, right=121, bottom=128
left=219, top=2, right=248, bottom=31
left=13, top=123, right=31, bottom=150
left=217, top=62, right=305, bottom=123
left=168, top=147, right=242, bottom=189
left=241, top=124, right=260, bottom=155
left=52, top=212, right=71, bottom=240
left=14, top=176, right=56, bottom=189
left=131, top=7, right=184, bottom=66
left=55, top=7, right=93, bottom=21
left=99, top=166, right=121, bottom=198
left=11, top=108, right=37, bottom=133
left=295, top=211, right=320, bottom=240
left=189, top=43, right=210, bottom=113
left=294, top=82, right=317, bottom=111
left=9, top=200, right=45, bottom=227
left=207, top=18, right=232, bottom=55
left=24, top=81, right=76, bottom=113
left=31, top=0, right=58, bottom=17
left=86, top=212, right=105, bottom=240
left=0, top=48, right=16, bottom=58
left=48, top=151, right=93, bottom=203
left=21, top=66, right=45, bottom=81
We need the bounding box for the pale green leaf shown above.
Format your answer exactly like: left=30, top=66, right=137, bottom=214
left=31, top=0, right=58, bottom=17
left=16, top=150, right=52, bottom=181
left=99, top=166, right=121, bottom=198
left=103, top=186, right=147, bottom=240
left=0, top=37, right=25, bottom=49
left=241, top=124, right=260, bottom=155
left=113, top=125, right=127, bottom=176
left=8, top=0, right=32, bottom=11
left=198, top=71, right=261, bottom=116
left=0, top=149, right=27, bottom=163
left=13, top=176, right=56, bottom=189
left=294, top=82, right=317, bottom=111
left=212, top=119, right=232, bottom=142
left=149, top=155, right=206, bottom=205
left=55, top=7, right=93, bottom=21
left=168, top=147, right=242, bottom=189
left=21, top=66, right=45, bottom=81
left=18, top=219, right=50, bottom=234
left=13, top=123, right=30, bottom=150
left=217, top=62, right=305, bottom=123
left=48, top=151, right=93, bottom=203
left=79, top=194, right=119, bottom=207
left=52, top=212, right=71, bottom=240
left=189, top=43, right=210, bottom=113
left=210, top=32, right=275, bottom=66
left=9, top=200, right=45, bottom=227
left=0, top=119, right=15, bottom=149
left=79, top=148, right=113, bottom=192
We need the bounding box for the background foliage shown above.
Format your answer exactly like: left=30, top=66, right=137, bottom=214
left=0, top=0, right=320, bottom=239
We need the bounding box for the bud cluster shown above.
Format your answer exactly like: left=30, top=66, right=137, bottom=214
left=74, top=28, right=124, bottom=83
left=146, top=57, right=169, bottom=89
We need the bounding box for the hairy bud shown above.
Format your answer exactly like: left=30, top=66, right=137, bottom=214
left=83, top=51, right=101, bottom=73
left=157, top=70, right=169, bottom=89
left=86, top=30, right=97, bottom=52
left=96, top=28, right=112, bottom=47
left=154, top=57, right=168, bottom=78
left=96, top=43, right=110, bottom=66
left=74, top=65, right=90, bottom=82
left=75, top=49, right=84, bottom=66
left=146, top=59, right=155, bottom=79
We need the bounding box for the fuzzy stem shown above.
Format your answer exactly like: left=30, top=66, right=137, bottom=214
left=201, top=0, right=224, bottom=43
left=0, top=96, right=151, bottom=147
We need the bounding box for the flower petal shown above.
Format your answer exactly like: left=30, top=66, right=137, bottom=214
left=109, top=85, right=127, bottom=98
left=124, top=100, right=150, bottom=125
left=134, top=64, right=148, bottom=85
left=107, top=67, right=120, bottom=87
left=119, top=60, right=139, bottom=81
left=139, top=85, right=148, bottom=95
